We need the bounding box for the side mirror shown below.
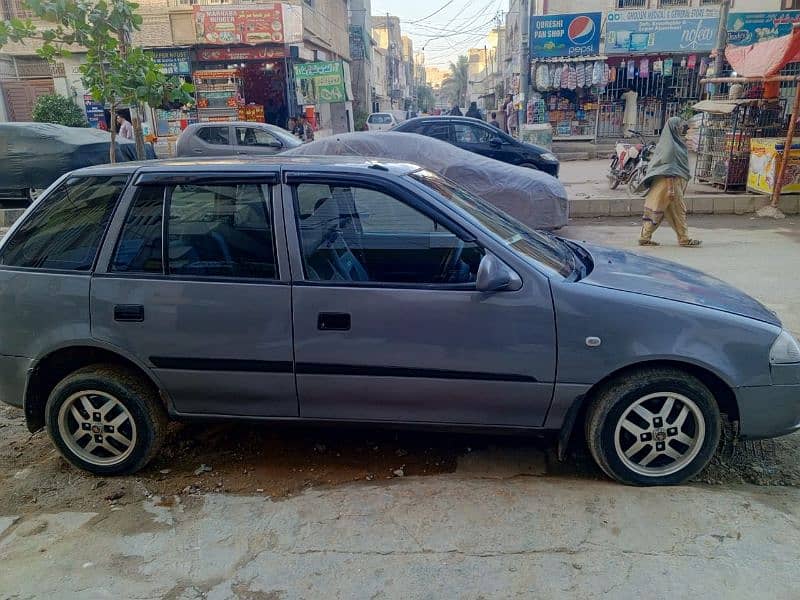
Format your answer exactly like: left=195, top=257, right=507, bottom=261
left=476, top=253, right=522, bottom=292
left=489, top=137, right=503, bottom=148
left=268, top=141, right=283, bottom=149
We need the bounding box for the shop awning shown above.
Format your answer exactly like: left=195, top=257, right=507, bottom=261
left=726, top=26, right=800, bottom=78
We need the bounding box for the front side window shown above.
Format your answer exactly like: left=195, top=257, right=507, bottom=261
left=0, top=175, right=126, bottom=271
left=168, top=183, right=276, bottom=279
left=293, top=183, right=483, bottom=285
left=422, top=122, right=451, bottom=141
left=235, top=127, right=281, bottom=148
left=197, top=126, right=230, bottom=146
left=453, top=123, right=493, bottom=144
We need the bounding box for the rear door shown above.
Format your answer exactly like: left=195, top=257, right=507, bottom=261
left=190, top=125, right=234, bottom=156
left=91, top=170, right=296, bottom=417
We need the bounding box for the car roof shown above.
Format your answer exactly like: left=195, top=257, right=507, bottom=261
left=69, top=156, right=422, bottom=177
left=400, top=116, right=489, bottom=125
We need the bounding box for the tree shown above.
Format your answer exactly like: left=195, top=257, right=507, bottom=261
left=416, top=85, right=435, bottom=114
left=442, top=56, right=469, bottom=108
left=32, top=93, right=88, bottom=127
left=0, top=0, right=194, bottom=162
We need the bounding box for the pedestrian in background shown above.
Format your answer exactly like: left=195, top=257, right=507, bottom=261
left=465, top=101, right=481, bottom=120
left=287, top=117, right=297, bottom=133
left=299, top=115, right=314, bottom=142
left=489, top=112, right=500, bottom=128
left=116, top=114, right=133, bottom=140
left=449, top=105, right=462, bottom=116
left=506, top=97, right=518, bottom=138
left=501, top=94, right=512, bottom=132
left=638, top=116, right=702, bottom=247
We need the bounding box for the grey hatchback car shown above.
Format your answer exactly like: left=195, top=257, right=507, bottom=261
left=175, top=121, right=301, bottom=157
left=0, top=157, right=798, bottom=485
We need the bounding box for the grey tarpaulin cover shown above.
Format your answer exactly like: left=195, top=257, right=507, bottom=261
left=0, top=122, right=154, bottom=190
left=284, top=132, right=568, bottom=229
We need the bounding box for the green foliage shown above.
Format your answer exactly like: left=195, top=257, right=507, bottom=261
left=31, top=93, right=88, bottom=127
left=354, top=108, right=369, bottom=132
left=442, top=56, right=469, bottom=108
left=416, top=85, right=435, bottom=113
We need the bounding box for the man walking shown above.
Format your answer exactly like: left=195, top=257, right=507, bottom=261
left=116, top=114, right=133, bottom=140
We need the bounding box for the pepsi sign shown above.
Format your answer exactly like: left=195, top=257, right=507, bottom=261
left=531, top=12, right=602, bottom=58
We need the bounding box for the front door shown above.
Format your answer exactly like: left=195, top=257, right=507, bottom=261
left=452, top=121, right=519, bottom=165
left=91, top=173, right=296, bottom=417
left=285, top=174, right=556, bottom=426
left=233, top=125, right=284, bottom=156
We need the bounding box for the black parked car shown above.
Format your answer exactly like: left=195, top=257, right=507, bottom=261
left=392, top=116, right=560, bottom=177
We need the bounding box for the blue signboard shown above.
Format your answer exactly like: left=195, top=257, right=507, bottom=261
left=149, top=48, right=192, bottom=76
left=605, top=7, right=719, bottom=55
left=727, top=11, right=800, bottom=46
left=530, top=12, right=602, bottom=58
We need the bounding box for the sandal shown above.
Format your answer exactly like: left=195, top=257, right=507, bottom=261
left=638, top=239, right=660, bottom=246
left=679, top=239, right=702, bottom=247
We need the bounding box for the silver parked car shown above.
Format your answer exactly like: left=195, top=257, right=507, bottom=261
left=175, top=121, right=301, bottom=157
left=0, top=157, right=798, bottom=485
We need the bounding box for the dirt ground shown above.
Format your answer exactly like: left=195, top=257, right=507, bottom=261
left=3, top=401, right=799, bottom=518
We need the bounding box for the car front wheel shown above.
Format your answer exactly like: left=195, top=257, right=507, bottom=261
left=586, top=368, right=721, bottom=486
left=45, top=364, right=168, bottom=476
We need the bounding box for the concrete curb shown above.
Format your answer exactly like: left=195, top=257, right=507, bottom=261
left=569, top=194, right=800, bottom=218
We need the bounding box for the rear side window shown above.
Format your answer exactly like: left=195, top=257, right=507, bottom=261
left=197, top=127, right=229, bottom=145
left=368, top=114, right=393, bottom=124
left=0, top=175, right=126, bottom=271
left=422, top=122, right=451, bottom=141
left=111, top=186, right=164, bottom=273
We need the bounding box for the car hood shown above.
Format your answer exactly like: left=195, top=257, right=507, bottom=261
left=578, top=243, right=780, bottom=326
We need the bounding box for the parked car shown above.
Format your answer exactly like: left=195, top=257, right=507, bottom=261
left=366, top=112, right=399, bottom=131
left=393, top=116, right=560, bottom=177
left=175, top=121, right=301, bottom=157
left=0, top=122, right=152, bottom=205
left=1, top=156, right=798, bottom=485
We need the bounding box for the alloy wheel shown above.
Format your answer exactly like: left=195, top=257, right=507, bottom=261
left=57, top=390, right=137, bottom=466
left=613, top=392, right=705, bottom=477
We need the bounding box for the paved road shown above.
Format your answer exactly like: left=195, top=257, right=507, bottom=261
left=2, top=215, right=800, bottom=599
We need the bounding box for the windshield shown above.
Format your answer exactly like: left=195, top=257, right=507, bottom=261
left=409, top=169, right=574, bottom=277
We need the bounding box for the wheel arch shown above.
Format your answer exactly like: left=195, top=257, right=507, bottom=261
left=557, top=359, right=738, bottom=460
left=24, top=343, right=169, bottom=433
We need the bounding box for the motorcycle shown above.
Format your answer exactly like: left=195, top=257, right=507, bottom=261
left=607, top=130, right=655, bottom=194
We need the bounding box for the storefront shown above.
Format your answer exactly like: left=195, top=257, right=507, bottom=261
left=150, top=48, right=196, bottom=139
left=599, top=6, right=720, bottom=140
left=528, top=12, right=604, bottom=141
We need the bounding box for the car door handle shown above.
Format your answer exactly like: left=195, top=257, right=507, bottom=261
left=114, top=304, right=144, bottom=322
left=318, top=312, right=350, bottom=331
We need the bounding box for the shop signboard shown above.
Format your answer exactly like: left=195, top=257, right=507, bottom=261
left=293, top=61, right=347, bottom=104
left=727, top=11, right=800, bottom=46
left=193, top=3, right=302, bottom=45
left=83, top=94, right=107, bottom=130
left=150, top=48, right=191, bottom=76
left=530, top=13, right=601, bottom=58
left=349, top=25, right=366, bottom=60
left=605, top=7, right=719, bottom=54
left=196, top=45, right=286, bottom=61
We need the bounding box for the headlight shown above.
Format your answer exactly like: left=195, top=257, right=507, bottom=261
left=540, top=152, right=558, bottom=162
left=770, top=330, right=800, bottom=364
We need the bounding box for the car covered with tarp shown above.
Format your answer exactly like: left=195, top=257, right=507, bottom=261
left=283, top=131, right=568, bottom=229
left=0, top=122, right=154, bottom=201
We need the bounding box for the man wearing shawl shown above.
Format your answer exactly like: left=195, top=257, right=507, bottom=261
left=638, top=116, right=702, bottom=247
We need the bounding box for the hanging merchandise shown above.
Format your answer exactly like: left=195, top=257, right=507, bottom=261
left=605, top=63, right=613, bottom=84
left=639, top=58, right=649, bottom=79
left=536, top=63, right=550, bottom=91
left=687, top=54, right=697, bottom=70
left=552, top=64, right=562, bottom=89
left=698, top=57, right=709, bottom=77
left=663, top=58, right=673, bottom=77
left=560, top=63, right=570, bottom=89
left=680, top=56, right=687, bottom=68
left=592, top=61, right=602, bottom=86
left=653, top=59, right=662, bottom=74
left=627, top=60, right=636, bottom=79
left=567, top=64, right=577, bottom=90
left=576, top=62, right=586, bottom=88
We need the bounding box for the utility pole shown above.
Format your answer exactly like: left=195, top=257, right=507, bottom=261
left=713, top=0, right=731, bottom=83
left=518, top=0, right=530, bottom=134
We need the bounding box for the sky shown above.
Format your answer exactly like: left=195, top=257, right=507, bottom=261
left=370, top=0, right=504, bottom=68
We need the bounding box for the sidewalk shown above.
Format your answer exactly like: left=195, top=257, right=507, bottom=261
left=561, top=159, right=800, bottom=218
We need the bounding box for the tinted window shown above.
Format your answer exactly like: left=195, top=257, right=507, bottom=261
left=294, top=183, right=482, bottom=285
left=111, top=186, right=164, bottom=273
left=453, top=123, right=493, bottom=143
left=421, top=122, right=450, bottom=141
left=0, top=175, right=126, bottom=271
left=196, top=126, right=229, bottom=145
left=235, top=127, right=280, bottom=147
left=168, top=183, right=276, bottom=279
left=368, top=114, right=393, bottom=124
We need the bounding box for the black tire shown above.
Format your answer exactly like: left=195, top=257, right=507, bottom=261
left=585, top=368, right=721, bottom=486
left=45, top=364, right=168, bottom=476
left=609, top=176, right=621, bottom=190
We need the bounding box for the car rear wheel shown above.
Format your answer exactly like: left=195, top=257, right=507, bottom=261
left=585, top=368, right=721, bottom=485
left=45, top=364, right=168, bottom=476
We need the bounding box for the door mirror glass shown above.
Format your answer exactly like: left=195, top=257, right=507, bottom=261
left=476, top=252, right=521, bottom=292
left=489, top=137, right=503, bottom=148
